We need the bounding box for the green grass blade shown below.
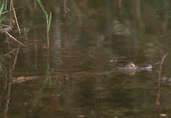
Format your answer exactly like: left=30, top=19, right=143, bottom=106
left=35, top=0, right=47, bottom=17
left=47, top=12, right=52, bottom=32
left=0, top=3, right=5, bottom=16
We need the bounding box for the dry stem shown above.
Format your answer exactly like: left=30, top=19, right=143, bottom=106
left=155, top=53, right=168, bottom=115
left=5, top=31, right=25, bottom=46
left=10, top=0, right=21, bottom=33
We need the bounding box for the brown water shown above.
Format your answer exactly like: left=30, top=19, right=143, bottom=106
left=1, top=1, right=171, bottom=118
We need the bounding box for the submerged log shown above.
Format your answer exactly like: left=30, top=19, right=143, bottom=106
left=12, top=70, right=116, bottom=84
left=12, top=76, right=42, bottom=84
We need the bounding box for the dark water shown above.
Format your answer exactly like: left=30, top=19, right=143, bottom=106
left=1, top=0, right=171, bottom=118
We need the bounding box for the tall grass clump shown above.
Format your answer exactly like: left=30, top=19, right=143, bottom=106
left=35, top=0, right=52, bottom=49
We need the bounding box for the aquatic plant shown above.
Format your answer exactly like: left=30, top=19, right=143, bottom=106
left=35, top=0, right=53, bottom=83
left=0, top=2, right=7, bottom=24
left=35, top=0, right=52, bottom=49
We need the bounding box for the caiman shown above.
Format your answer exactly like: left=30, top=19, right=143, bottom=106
left=117, top=62, right=152, bottom=74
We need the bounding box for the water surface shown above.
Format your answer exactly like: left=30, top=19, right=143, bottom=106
left=1, top=1, right=171, bottom=118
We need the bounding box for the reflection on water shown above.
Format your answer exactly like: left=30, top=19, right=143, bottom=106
left=1, top=0, right=171, bottom=118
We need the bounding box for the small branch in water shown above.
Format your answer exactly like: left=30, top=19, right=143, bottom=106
left=5, top=31, right=25, bottom=47
left=4, top=48, right=18, bottom=57
left=4, top=48, right=20, bottom=116
left=155, top=53, right=168, bottom=116
left=10, top=0, right=21, bottom=33
left=0, top=25, right=12, bottom=33
left=11, top=48, right=20, bottom=71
